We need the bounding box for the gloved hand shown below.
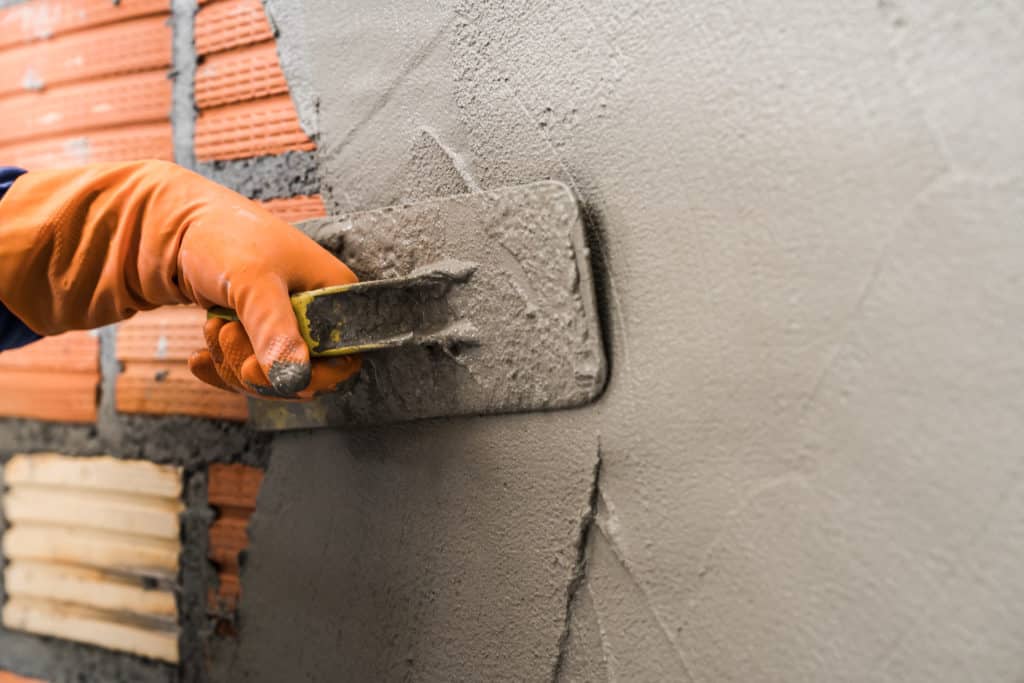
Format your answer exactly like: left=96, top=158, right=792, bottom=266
left=0, top=160, right=360, bottom=399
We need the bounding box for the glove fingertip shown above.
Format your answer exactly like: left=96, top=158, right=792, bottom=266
left=268, top=359, right=312, bottom=395
left=188, top=350, right=234, bottom=392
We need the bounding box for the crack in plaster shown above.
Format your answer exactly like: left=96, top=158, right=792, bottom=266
left=591, top=523, right=697, bottom=683
left=551, top=442, right=602, bottom=682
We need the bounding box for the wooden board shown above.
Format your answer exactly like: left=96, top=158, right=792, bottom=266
left=2, top=454, right=183, bottom=661
left=3, top=598, right=178, bottom=663
left=4, top=454, right=182, bottom=499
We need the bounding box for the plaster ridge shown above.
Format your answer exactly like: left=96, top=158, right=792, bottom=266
left=417, top=126, right=481, bottom=192
left=551, top=441, right=602, bottom=683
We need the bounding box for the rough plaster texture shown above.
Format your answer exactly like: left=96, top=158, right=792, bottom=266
left=217, top=0, right=1024, bottom=681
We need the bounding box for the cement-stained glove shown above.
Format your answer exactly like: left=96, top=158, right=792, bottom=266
left=0, top=160, right=360, bottom=399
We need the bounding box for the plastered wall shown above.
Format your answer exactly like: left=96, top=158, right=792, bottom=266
left=0, top=0, right=1020, bottom=681
left=215, top=1, right=1024, bottom=681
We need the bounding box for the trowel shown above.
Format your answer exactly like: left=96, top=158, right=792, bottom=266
left=219, top=181, right=607, bottom=431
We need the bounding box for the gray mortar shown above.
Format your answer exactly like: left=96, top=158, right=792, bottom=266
left=0, top=416, right=270, bottom=471
left=195, top=151, right=321, bottom=200
left=178, top=469, right=214, bottom=683
left=171, top=0, right=198, bottom=171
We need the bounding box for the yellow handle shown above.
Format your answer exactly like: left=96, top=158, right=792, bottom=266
left=204, top=285, right=357, bottom=357
left=206, top=306, right=240, bottom=322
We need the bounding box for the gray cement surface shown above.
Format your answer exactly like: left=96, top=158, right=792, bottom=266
left=237, top=0, right=1024, bottom=681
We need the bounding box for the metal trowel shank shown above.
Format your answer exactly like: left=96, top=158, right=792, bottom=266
left=249, top=180, right=607, bottom=430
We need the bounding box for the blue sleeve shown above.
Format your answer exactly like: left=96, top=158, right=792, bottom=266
left=0, top=167, right=42, bottom=351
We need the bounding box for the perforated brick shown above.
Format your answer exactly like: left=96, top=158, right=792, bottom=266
left=195, top=42, right=289, bottom=109
left=0, top=332, right=99, bottom=423
left=0, top=15, right=171, bottom=97
left=0, top=122, right=173, bottom=169
left=0, top=0, right=169, bottom=50
left=194, top=0, right=273, bottom=56
left=195, top=94, right=314, bottom=161
left=207, top=464, right=263, bottom=616
left=0, top=71, right=171, bottom=146
left=116, top=306, right=248, bottom=422
left=260, top=195, right=327, bottom=223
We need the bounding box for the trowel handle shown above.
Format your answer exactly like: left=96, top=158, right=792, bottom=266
left=206, top=306, right=241, bottom=323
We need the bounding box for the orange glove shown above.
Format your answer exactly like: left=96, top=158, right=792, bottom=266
left=0, top=160, right=360, bottom=399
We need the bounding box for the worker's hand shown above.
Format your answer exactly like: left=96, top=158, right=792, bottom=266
left=0, top=160, right=360, bottom=399
left=175, top=194, right=363, bottom=398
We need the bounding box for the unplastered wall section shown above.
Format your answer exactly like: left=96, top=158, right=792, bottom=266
left=0, top=0, right=175, bottom=424
left=0, top=0, right=172, bottom=167
left=192, top=0, right=326, bottom=222
left=115, top=0, right=329, bottom=424
left=0, top=3, right=278, bottom=681
left=0, top=0, right=256, bottom=425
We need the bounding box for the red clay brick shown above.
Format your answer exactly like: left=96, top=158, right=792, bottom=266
left=260, top=195, right=327, bottom=223
left=0, top=0, right=169, bottom=50
left=117, top=364, right=248, bottom=422
left=116, top=306, right=212, bottom=363
left=0, top=122, right=173, bottom=169
left=207, top=464, right=264, bottom=615
left=0, top=332, right=99, bottom=424
left=0, top=71, right=172, bottom=146
left=116, top=307, right=248, bottom=422
left=208, top=463, right=264, bottom=508
left=194, top=0, right=273, bottom=56
left=0, top=15, right=172, bottom=97
left=195, top=42, right=289, bottom=109
left=0, top=331, right=98, bottom=374
left=195, top=94, right=314, bottom=161
left=0, top=671, right=46, bottom=683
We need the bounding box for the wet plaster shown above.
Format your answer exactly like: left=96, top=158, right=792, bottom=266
left=210, top=416, right=600, bottom=682
left=240, top=0, right=1024, bottom=681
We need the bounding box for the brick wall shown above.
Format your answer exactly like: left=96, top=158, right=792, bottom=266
left=0, top=0, right=318, bottom=678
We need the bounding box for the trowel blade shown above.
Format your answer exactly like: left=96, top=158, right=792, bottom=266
left=293, top=261, right=478, bottom=355
left=249, top=180, right=607, bottom=430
